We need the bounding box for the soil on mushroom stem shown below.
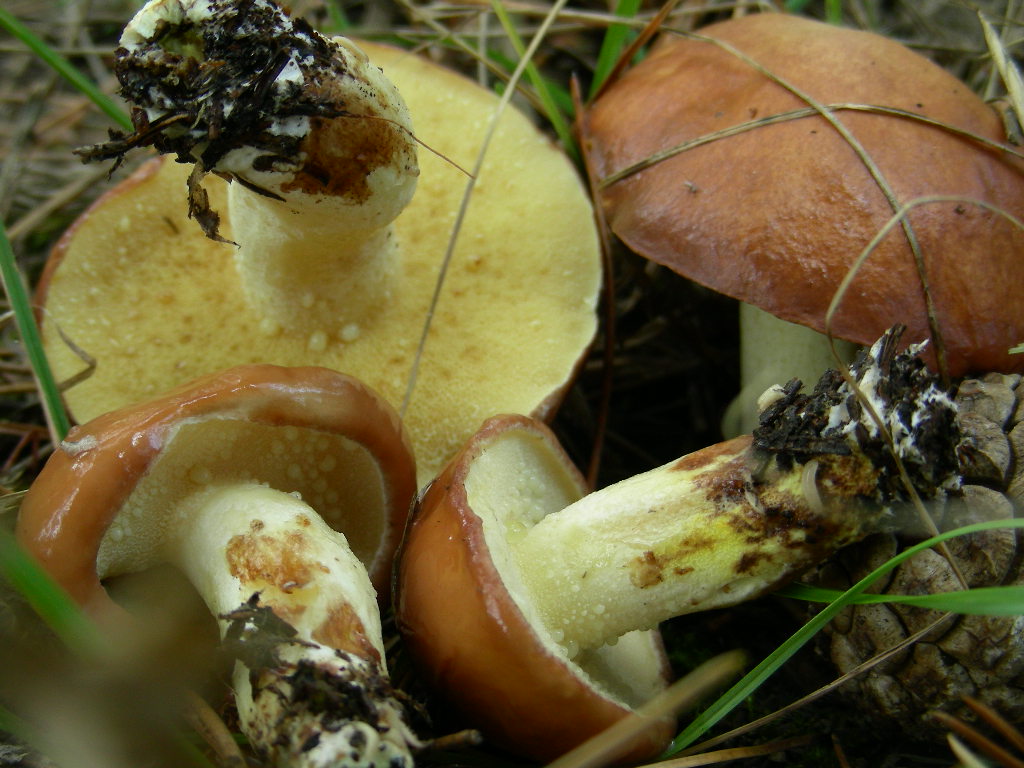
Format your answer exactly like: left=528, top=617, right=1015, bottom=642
left=1, top=1, right=1018, bottom=767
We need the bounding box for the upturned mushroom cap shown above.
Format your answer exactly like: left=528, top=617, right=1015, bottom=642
left=17, top=364, right=422, bottom=766
left=395, top=415, right=673, bottom=764
left=16, top=363, right=416, bottom=614
left=40, top=38, right=601, bottom=485
left=587, top=12, right=1024, bottom=376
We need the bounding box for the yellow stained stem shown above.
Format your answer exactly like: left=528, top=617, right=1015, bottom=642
left=505, top=438, right=879, bottom=656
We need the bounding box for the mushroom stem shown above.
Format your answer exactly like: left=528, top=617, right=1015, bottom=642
left=513, top=437, right=878, bottom=655
left=110, top=0, right=419, bottom=336
left=507, top=438, right=876, bottom=655
left=722, top=304, right=858, bottom=436
left=156, top=483, right=420, bottom=767
left=227, top=187, right=400, bottom=338
left=510, top=328, right=960, bottom=657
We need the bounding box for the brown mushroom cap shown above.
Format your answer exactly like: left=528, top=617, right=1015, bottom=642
left=16, top=364, right=416, bottom=617
left=395, top=415, right=672, bottom=764
left=587, top=13, right=1024, bottom=376
left=39, top=40, right=601, bottom=485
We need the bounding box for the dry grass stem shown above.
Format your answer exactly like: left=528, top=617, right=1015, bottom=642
left=947, top=735, right=993, bottom=768
left=965, top=696, right=1024, bottom=754
left=399, top=0, right=571, bottom=418
left=652, top=735, right=815, bottom=767
left=546, top=650, right=747, bottom=768
left=933, top=709, right=1024, bottom=768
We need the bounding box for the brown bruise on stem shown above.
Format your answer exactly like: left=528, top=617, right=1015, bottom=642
left=282, top=114, right=411, bottom=203
left=312, top=603, right=381, bottom=663
left=630, top=551, right=664, bottom=589
left=226, top=523, right=323, bottom=627
left=226, top=522, right=328, bottom=595
left=670, top=435, right=751, bottom=472
left=225, top=521, right=380, bottom=662
left=629, top=535, right=715, bottom=590
left=627, top=445, right=882, bottom=601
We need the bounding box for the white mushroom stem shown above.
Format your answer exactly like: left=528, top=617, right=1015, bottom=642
left=227, top=187, right=402, bottom=339
left=220, top=37, right=418, bottom=337
left=118, top=0, right=419, bottom=336
left=111, top=483, right=419, bottom=768
left=494, top=329, right=960, bottom=660
left=508, top=438, right=878, bottom=657
left=721, top=304, right=858, bottom=436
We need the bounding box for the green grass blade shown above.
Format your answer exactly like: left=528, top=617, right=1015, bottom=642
left=487, top=49, right=575, bottom=117
left=0, top=7, right=132, bottom=131
left=0, top=223, right=70, bottom=441
left=175, top=732, right=220, bottom=768
left=488, top=0, right=578, bottom=162
left=0, top=702, right=33, bottom=742
left=780, top=582, right=1024, bottom=616
left=783, top=0, right=842, bottom=23
left=589, top=0, right=641, bottom=100
left=0, top=525, right=106, bottom=659
left=666, top=518, right=1024, bottom=755
left=321, top=0, right=351, bottom=34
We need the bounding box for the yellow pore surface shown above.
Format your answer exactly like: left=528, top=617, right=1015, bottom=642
left=98, top=418, right=385, bottom=579
left=42, top=43, right=601, bottom=486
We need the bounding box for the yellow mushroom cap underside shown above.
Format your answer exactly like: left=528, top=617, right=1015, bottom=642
left=41, top=43, right=601, bottom=486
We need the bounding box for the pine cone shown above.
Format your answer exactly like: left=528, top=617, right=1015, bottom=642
left=813, top=371, right=1024, bottom=733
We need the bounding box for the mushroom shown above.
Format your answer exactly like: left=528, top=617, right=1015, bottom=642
left=40, top=0, right=601, bottom=485
left=395, top=327, right=965, bottom=762
left=16, top=364, right=420, bottom=767
left=586, top=12, right=1024, bottom=435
